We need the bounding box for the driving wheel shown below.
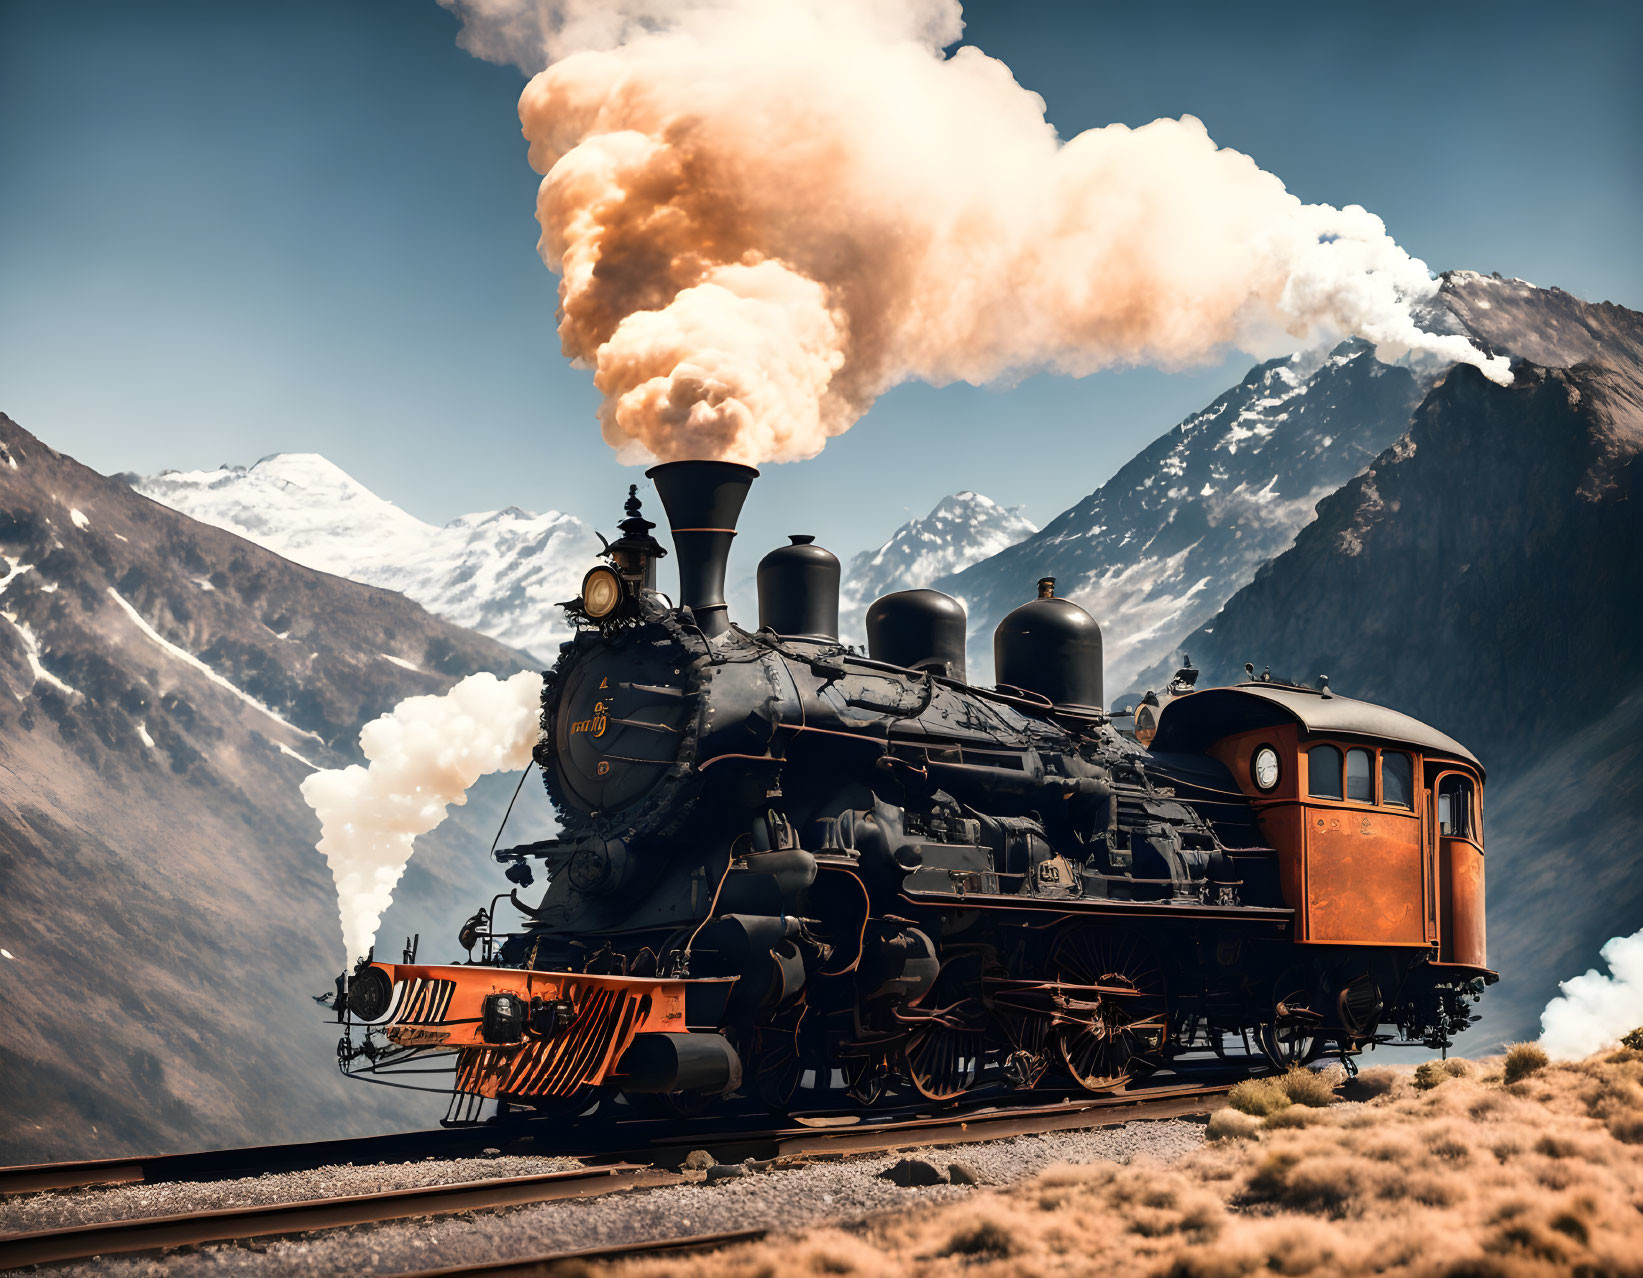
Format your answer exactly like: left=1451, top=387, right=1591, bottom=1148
left=1050, top=926, right=1168, bottom=1092
left=901, top=961, right=985, bottom=1102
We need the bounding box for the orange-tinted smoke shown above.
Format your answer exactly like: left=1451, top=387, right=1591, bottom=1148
left=449, top=1, right=1510, bottom=465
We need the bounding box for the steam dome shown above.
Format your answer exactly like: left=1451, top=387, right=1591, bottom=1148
left=993, top=580, right=1103, bottom=712
left=866, top=589, right=966, bottom=681
left=757, top=535, right=840, bottom=641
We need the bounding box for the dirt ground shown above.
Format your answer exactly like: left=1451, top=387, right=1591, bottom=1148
left=596, top=1047, right=1643, bottom=1278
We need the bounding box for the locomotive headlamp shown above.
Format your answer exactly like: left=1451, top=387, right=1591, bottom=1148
left=1252, top=745, right=1281, bottom=792
left=580, top=564, right=624, bottom=620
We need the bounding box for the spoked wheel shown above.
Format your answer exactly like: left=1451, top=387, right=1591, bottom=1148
left=842, top=1052, right=888, bottom=1107
left=1050, top=927, right=1168, bottom=1093
left=901, top=963, right=985, bottom=1103
left=1259, top=973, right=1324, bottom=1069
left=751, top=1008, right=817, bottom=1112
left=992, top=997, right=1053, bottom=1090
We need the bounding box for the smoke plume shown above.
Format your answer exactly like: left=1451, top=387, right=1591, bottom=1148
left=301, top=671, right=543, bottom=963
left=1540, top=928, right=1643, bottom=1059
left=442, top=0, right=1511, bottom=467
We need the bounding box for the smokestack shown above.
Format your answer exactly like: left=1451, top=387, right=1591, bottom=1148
left=646, top=460, right=759, bottom=638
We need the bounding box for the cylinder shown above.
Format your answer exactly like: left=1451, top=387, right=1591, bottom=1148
left=993, top=590, right=1104, bottom=712
left=614, top=1032, right=744, bottom=1095
left=757, top=535, right=840, bottom=641
left=645, top=460, right=759, bottom=638
left=865, top=589, right=967, bottom=681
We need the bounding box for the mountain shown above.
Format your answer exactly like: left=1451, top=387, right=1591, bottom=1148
left=933, top=271, right=1639, bottom=699
left=0, top=415, right=552, bottom=1162
left=1128, top=283, right=1643, bottom=1047
left=838, top=492, right=1036, bottom=644
left=935, top=340, right=1427, bottom=692
left=135, top=455, right=601, bottom=665
left=1435, top=270, right=1643, bottom=383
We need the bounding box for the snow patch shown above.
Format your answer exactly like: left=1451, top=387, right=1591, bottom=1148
left=278, top=741, right=321, bottom=771
left=0, top=556, right=78, bottom=695
left=106, top=587, right=322, bottom=741
left=69, top=508, right=90, bottom=531
left=0, top=559, right=32, bottom=598
left=136, top=721, right=156, bottom=749
left=379, top=653, right=424, bottom=673
left=2, top=611, right=78, bottom=697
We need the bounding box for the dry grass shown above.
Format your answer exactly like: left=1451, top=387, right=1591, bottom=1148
left=600, top=1048, right=1643, bottom=1278
left=1228, top=1076, right=1291, bottom=1116
left=1413, top=1057, right=1473, bottom=1091
left=1228, top=1068, right=1338, bottom=1117
left=1503, top=1043, right=1550, bottom=1085
left=1280, top=1066, right=1342, bottom=1108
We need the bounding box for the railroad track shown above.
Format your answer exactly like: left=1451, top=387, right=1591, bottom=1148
left=0, top=1126, right=520, bottom=1198
left=0, top=1082, right=1229, bottom=1272
left=392, top=1226, right=775, bottom=1278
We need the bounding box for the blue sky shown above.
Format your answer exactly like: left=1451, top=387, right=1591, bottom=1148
left=2, top=0, right=1638, bottom=565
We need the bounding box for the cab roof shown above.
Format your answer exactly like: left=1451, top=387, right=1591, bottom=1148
left=1150, top=682, right=1483, bottom=777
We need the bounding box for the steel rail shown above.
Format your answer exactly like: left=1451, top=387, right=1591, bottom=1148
left=391, top=1228, right=774, bottom=1278
left=0, top=1083, right=1231, bottom=1271
left=0, top=1165, right=683, bottom=1270
left=0, top=1126, right=514, bottom=1198
left=0, top=1072, right=1238, bottom=1198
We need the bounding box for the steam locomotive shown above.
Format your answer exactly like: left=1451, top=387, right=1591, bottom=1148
left=340, top=461, right=1493, bottom=1121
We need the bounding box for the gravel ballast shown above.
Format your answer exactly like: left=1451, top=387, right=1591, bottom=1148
left=17, top=1116, right=1208, bottom=1277
left=0, top=1152, right=582, bottom=1236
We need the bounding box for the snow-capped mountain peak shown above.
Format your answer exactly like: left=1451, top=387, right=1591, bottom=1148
left=936, top=339, right=1428, bottom=693
left=839, top=492, right=1037, bottom=643
left=136, top=456, right=601, bottom=663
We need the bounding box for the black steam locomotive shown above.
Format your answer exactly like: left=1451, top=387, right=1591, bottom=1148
left=342, top=461, right=1492, bottom=1118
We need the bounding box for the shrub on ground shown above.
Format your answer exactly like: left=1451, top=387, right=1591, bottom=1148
left=1264, top=1105, right=1326, bottom=1130
left=1340, top=1067, right=1401, bottom=1102
left=1504, top=1043, right=1549, bottom=1085
left=1229, top=1077, right=1292, bottom=1116
left=1207, top=1108, right=1264, bottom=1141
left=1281, top=1067, right=1338, bottom=1108
left=1413, top=1060, right=1451, bottom=1090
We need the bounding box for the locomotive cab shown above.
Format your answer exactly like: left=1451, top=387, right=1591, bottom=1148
left=1150, top=680, right=1490, bottom=974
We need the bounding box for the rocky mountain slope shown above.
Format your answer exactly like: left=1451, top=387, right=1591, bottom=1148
left=135, top=455, right=600, bottom=665
left=935, top=341, right=1427, bottom=691
left=0, top=416, right=551, bottom=1162
left=933, top=272, right=1636, bottom=697
left=1436, top=269, right=1643, bottom=383
left=838, top=492, right=1036, bottom=644
left=1129, top=284, right=1643, bottom=1046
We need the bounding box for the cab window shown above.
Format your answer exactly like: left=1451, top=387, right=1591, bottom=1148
left=1346, top=748, right=1374, bottom=803
left=1307, top=745, right=1343, bottom=800
left=1438, top=775, right=1474, bottom=838
left=1382, top=751, right=1414, bottom=809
